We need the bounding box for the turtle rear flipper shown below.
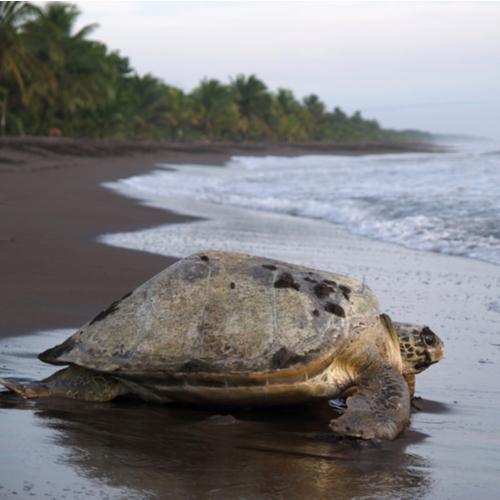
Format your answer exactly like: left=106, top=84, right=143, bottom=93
left=329, top=362, right=410, bottom=440
left=0, top=377, right=52, bottom=398
left=0, top=366, right=129, bottom=402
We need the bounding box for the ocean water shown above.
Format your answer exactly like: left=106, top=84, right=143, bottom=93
left=105, top=141, right=500, bottom=266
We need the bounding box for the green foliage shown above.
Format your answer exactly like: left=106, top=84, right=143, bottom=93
left=0, top=1, right=432, bottom=143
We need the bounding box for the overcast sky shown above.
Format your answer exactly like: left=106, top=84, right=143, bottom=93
left=72, top=1, right=500, bottom=138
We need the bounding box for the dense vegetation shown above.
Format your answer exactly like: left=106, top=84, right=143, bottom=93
left=0, top=2, right=431, bottom=143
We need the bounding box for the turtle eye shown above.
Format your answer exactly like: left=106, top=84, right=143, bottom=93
left=421, top=327, right=436, bottom=347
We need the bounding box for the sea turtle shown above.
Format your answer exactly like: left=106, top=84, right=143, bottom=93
left=0, top=251, right=444, bottom=440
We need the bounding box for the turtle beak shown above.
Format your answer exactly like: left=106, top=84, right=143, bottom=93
left=415, top=336, right=444, bottom=372
left=415, top=358, right=438, bottom=371
left=414, top=351, right=433, bottom=371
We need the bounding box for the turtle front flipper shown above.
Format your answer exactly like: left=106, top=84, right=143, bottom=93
left=0, top=366, right=129, bottom=402
left=404, top=372, right=416, bottom=398
left=329, top=362, right=410, bottom=440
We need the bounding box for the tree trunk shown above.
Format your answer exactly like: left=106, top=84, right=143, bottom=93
left=0, top=94, right=6, bottom=136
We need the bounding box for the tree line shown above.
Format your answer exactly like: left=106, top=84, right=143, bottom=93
left=0, top=2, right=431, bottom=143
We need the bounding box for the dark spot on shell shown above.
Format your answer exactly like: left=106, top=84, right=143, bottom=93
left=312, top=309, right=320, bottom=317
left=181, top=260, right=211, bottom=282
left=323, top=279, right=337, bottom=287
left=324, top=302, right=345, bottom=317
left=38, top=336, right=75, bottom=364
left=230, top=282, right=236, bottom=289
left=271, top=347, right=305, bottom=369
left=89, top=298, right=122, bottom=325
left=274, top=272, right=300, bottom=291
left=199, top=255, right=209, bottom=262
left=339, top=285, right=351, bottom=300
left=402, top=336, right=410, bottom=342
left=262, top=264, right=277, bottom=271
left=314, top=282, right=335, bottom=299
left=408, top=347, right=414, bottom=353
left=303, top=276, right=318, bottom=284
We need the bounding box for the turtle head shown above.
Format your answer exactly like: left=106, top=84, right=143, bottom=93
left=393, top=321, right=444, bottom=374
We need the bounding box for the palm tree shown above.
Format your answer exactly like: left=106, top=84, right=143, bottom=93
left=162, top=86, right=192, bottom=140
left=21, top=2, right=111, bottom=134
left=230, top=74, right=272, bottom=139
left=127, top=74, right=178, bottom=139
left=276, top=88, right=300, bottom=114
left=272, top=88, right=305, bottom=142
left=191, top=79, right=239, bottom=140
left=0, top=1, right=40, bottom=134
left=303, top=94, right=326, bottom=140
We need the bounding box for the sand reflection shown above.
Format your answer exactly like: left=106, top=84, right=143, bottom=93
left=0, top=395, right=432, bottom=499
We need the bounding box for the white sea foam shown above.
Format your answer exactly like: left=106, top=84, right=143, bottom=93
left=100, top=142, right=500, bottom=267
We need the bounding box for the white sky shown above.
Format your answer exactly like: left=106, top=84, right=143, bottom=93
left=71, top=1, right=500, bottom=138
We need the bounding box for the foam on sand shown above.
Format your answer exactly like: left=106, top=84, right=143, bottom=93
left=102, top=143, right=500, bottom=265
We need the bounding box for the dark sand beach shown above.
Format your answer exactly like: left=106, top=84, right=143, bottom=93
left=1, top=138, right=499, bottom=499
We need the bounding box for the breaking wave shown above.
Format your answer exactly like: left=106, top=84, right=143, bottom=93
left=110, top=141, right=500, bottom=266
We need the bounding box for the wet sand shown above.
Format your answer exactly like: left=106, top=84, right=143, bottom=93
left=1, top=138, right=499, bottom=499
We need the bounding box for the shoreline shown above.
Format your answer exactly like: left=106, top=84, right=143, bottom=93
left=0, top=136, right=443, bottom=171
left=0, top=137, right=439, bottom=338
